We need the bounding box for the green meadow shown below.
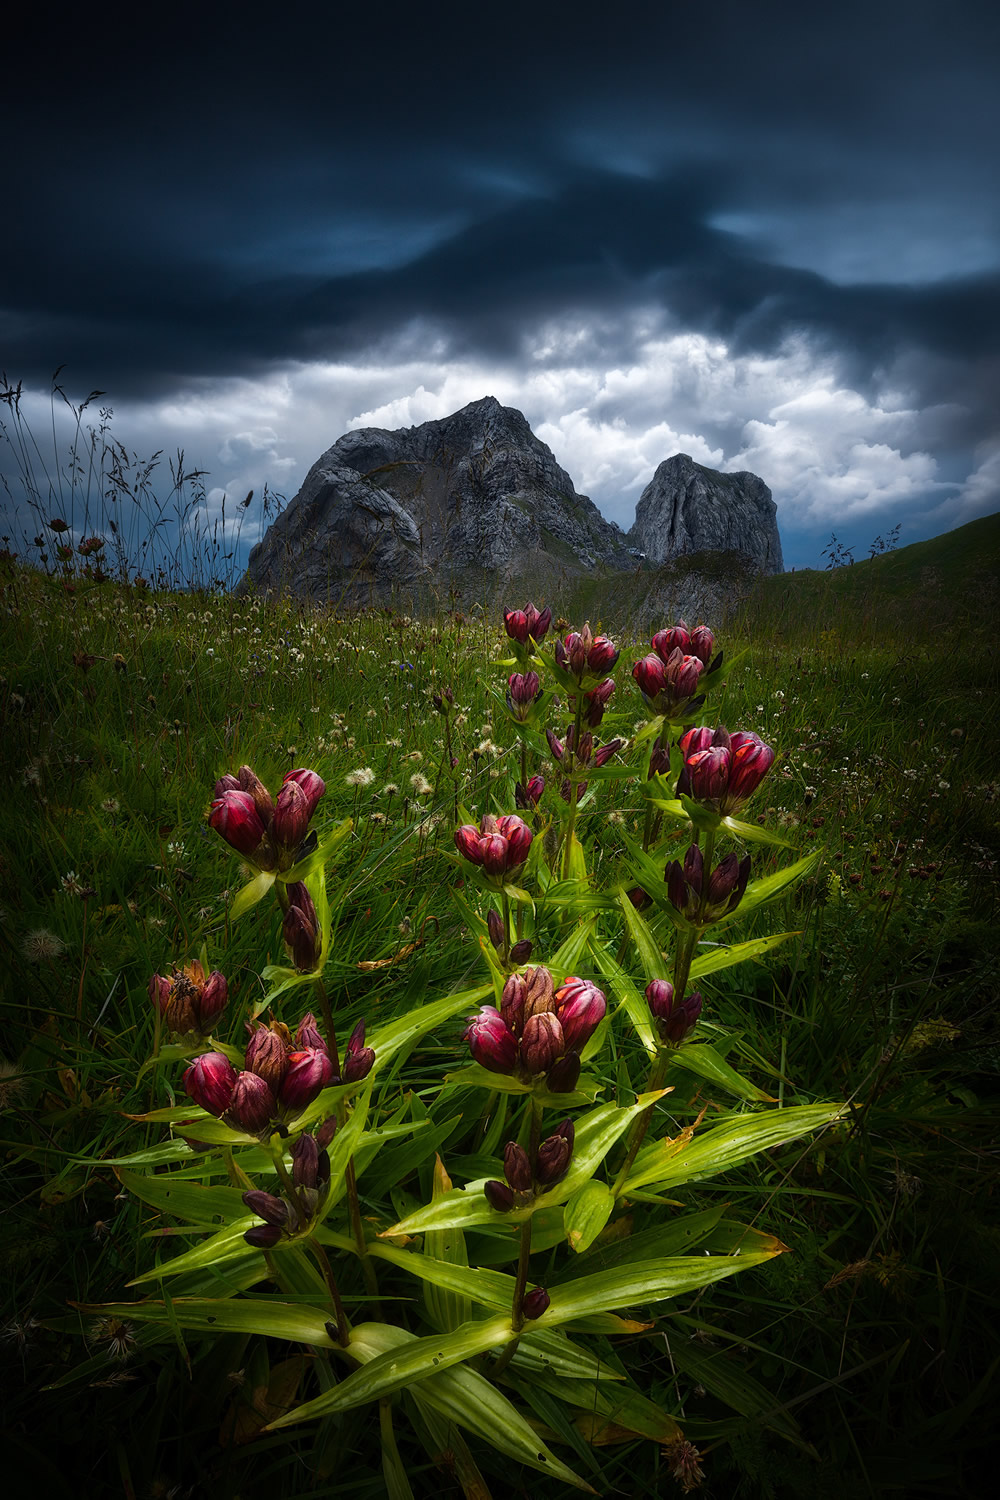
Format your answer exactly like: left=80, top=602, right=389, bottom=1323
left=1, top=517, right=998, bottom=1499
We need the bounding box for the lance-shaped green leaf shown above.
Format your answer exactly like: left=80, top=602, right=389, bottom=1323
left=548, top=914, right=599, bottom=975
left=709, top=849, right=821, bottom=932
left=116, top=1169, right=249, bottom=1226
left=442, top=1061, right=602, bottom=1107
left=689, top=931, right=799, bottom=981
left=553, top=1206, right=729, bottom=1279
left=79, top=1295, right=337, bottom=1345
left=616, top=888, right=671, bottom=982
left=281, top=817, right=353, bottom=885
left=564, top=1180, right=615, bottom=1253
left=341, top=1323, right=596, bottom=1492
left=666, top=1042, right=777, bottom=1103
left=369, top=983, right=494, bottom=1072
left=539, top=1250, right=782, bottom=1324
left=422, top=1155, right=472, bottom=1332
left=128, top=1221, right=260, bottom=1285
left=381, top=1094, right=667, bottom=1238
left=718, top=815, right=792, bottom=847
left=621, top=1101, right=846, bottom=1193
left=228, top=868, right=276, bottom=921
left=589, top=938, right=657, bottom=1057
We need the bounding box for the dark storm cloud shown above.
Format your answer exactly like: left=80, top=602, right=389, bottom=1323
left=4, top=0, right=999, bottom=551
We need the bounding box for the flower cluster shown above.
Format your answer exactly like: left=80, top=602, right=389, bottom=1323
left=545, top=724, right=623, bottom=801
left=666, top=844, right=752, bottom=924
left=484, top=1117, right=575, bottom=1212
left=183, top=1013, right=373, bottom=1136
left=633, top=621, right=717, bottom=723
left=645, top=980, right=703, bottom=1045
left=503, top=603, right=552, bottom=646
left=149, top=960, right=227, bottom=1038
left=242, top=1125, right=336, bottom=1248
left=506, top=671, right=543, bottom=723
left=677, top=726, right=775, bottom=816
left=209, top=764, right=325, bottom=870
left=282, top=882, right=322, bottom=972
left=464, top=968, right=606, bottom=1093
left=554, top=624, right=619, bottom=686
left=454, top=813, right=533, bottom=880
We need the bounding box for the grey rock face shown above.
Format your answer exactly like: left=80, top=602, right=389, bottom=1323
left=242, top=397, right=632, bottom=603
left=628, top=455, right=783, bottom=575
left=242, top=403, right=783, bottom=605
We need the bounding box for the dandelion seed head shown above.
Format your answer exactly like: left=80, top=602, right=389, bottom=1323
left=345, top=767, right=375, bottom=788
left=22, top=929, right=66, bottom=962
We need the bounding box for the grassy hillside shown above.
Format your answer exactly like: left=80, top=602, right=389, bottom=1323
left=0, top=546, right=998, bottom=1499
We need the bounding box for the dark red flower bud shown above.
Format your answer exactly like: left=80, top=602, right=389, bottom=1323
left=503, top=1141, right=533, bottom=1193
left=291, top=1133, right=321, bottom=1191
left=199, top=970, right=229, bottom=1031
left=242, top=1189, right=289, bottom=1226
left=626, top=885, right=651, bottom=910
left=279, top=1048, right=335, bottom=1111
left=587, top=635, right=619, bottom=674
left=555, top=980, right=606, bottom=1052
left=535, top=1130, right=573, bottom=1186
left=500, top=973, right=526, bottom=1030
left=455, top=825, right=485, bottom=864
left=342, top=1019, right=375, bottom=1084
left=209, top=789, right=267, bottom=858
left=707, top=852, right=741, bottom=907
left=283, top=884, right=322, bottom=972
left=689, top=625, right=715, bottom=666
left=245, top=1025, right=291, bottom=1092
left=645, top=979, right=675, bottom=1020
left=521, top=1012, right=563, bottom=1075
left=487, top=908, right=505, bottom=951
left=515, top=775, right=545, bottom=809
left=482, top=833, right=509, bottom=876
left=546, top=727, right=566, bottom=762
left=485, top=1179, right=515, bottom=1213
left=271, top=780, right=312, bottom=851
left=521, top=1286, right=550, bottom=1320
left=496, top=813, right=532, bottom=869
left=244, top=1223, right=283, bottom=1249
left=183, top=1052, right=237, bottom=1115
left=652, top=624, right=691, bottom=662
left=584, top=677, right=615, bottom=727
left=724, top=733, right=775, bottom=811
left=685, top=746, right=729, bottom=803
left=213, top=772, right=241, bottom=799
left=237, top=764, right=276, bottom=823
left=648, top=745, right=671, bottom=779
left=647, top=983, right=703, bottom=1044
left=503, top=608, right=529, bottom=644
left=509, top=939, right=533, bottom=964
left=295, top=1012, right=326, bottom=1051
left=507, top=671, right=541, bottom=720
left=520, top=966, right=557, bottom=1021
left=282, top=768, right=325, bottom=820
left=226, top=1071, right=277, bottom=1134
left=633, top=653, right=667, bottom=701
left=525, top=604, right=552, bottom=642
left=679, top=725, right=716, bottom=757
left=545, top=1051, right=581, bottom=1093
left=464, top=1007, right=518, bottom=1074
left=592, top=737, right=622, bottom=768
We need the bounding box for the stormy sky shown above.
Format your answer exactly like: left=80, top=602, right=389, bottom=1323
left=4, top=0, right=999, bottom=572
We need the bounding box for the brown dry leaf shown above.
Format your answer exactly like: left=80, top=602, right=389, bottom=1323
left=219, top=1355, right=307, bottom=1446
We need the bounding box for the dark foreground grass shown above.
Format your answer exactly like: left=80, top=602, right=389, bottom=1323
left=0, top=552, right=998, bottom=1499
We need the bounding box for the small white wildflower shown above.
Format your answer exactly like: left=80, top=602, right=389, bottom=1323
left=345, top=767, right=375, bottom=788
left=382, top=782, right=400, bottom=796
left=101, top=797, right=120, bottom=815
left=60, top=871, right=86, bottom=897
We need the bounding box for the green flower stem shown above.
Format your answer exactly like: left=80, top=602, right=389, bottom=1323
left=611, top=1046, right=673, bottom=1198
left=221, top=1146, right=254, bottom=1192
left=313, top=976, right=343, bottom=1079
left=560, top=689, right=587, bottom=880
left=501, top=888, right=512, bottom=964
left=336, top=1099, right=379, bottom=1300
left=307, top=1234, right=351, bottom=1348
left=491, top=1216, right=532, bottom=1379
